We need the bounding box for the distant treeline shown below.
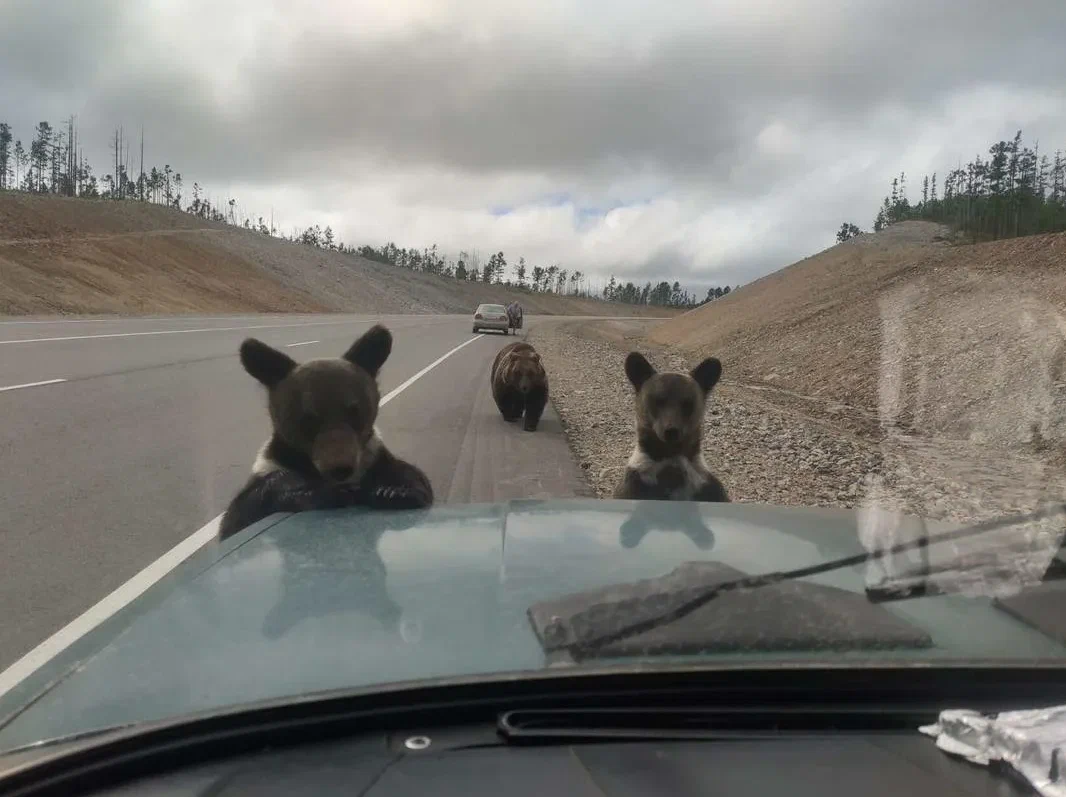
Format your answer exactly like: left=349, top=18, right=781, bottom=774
left=353, top=241, right=737, bottom=307
left=0, top=116, right=727, bottom=307
left=838, top=130, right=1066, bottom=244
left=600, top=277, right=735, bottom=308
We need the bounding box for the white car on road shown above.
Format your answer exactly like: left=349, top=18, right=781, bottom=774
left=472, top=303, right=511, bottom=334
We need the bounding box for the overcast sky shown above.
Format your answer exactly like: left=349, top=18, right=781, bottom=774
left=2, top=0, right=1065, bottom=292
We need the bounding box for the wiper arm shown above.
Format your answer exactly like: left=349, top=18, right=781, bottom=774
left=562, top=503, right=1066, bottom=658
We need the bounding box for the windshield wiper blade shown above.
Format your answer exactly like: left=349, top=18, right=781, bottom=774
left=564, top=503, right=1066, bottom=658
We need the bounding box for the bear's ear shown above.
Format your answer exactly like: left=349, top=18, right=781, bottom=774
left=624, top=352, right=656, bottom=391
left=690, top=357, right=722, bottom=393
left=343, top=325, right=393, bottom=377
left=240, top=338, right=297, bottom=388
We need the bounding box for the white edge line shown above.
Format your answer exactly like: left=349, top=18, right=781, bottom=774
left=0, top=378, right=67, bottom=393
left=380, top=334, right=484, bottom=405
left=285, top=340, right=319, bottom=347
left=0, top=333, right=486, bottom=699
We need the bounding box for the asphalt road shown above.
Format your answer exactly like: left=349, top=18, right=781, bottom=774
left=0, top=313, right=591, bottom=671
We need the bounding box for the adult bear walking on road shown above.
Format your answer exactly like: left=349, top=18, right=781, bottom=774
left=491, top=341, right=548, bottom=431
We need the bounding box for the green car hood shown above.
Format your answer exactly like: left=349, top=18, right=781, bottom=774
left=0, top=499, right=1062, bottom=753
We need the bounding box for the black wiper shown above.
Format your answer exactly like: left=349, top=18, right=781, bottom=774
left=555, top=503, right=1066, bottom=658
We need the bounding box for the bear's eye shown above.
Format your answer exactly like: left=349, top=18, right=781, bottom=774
left=680, top=399, right=694, bottom=416
left=652, top=396, right=667, bottom=411
left=300, top=413, right=321, bottom=438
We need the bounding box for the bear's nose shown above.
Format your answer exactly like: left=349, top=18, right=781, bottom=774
left=327, top=465, right=354, bottom=482
left=663, top=427, right=680, bottom=443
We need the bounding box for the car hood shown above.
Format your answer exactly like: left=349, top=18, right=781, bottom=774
left=0, top=499, right=1062, bottom=753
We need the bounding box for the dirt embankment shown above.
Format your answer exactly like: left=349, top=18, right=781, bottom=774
left=532, top=222, right=1066, bottom=532
left=0, top=193, right=680, bottom=318
left=652, top=221, right=1066, bottom=449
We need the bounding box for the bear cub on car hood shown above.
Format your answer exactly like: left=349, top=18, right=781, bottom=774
left=613, top=351, right=728, bottom=503
left=218, top=325, right=433, bottom=539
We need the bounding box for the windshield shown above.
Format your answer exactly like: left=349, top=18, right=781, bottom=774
left=1, top=0, right=1065, bottom=756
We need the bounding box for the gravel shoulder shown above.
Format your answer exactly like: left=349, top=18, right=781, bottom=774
left=532, top=317, right=1066, bottom=519
left=529, top=319, right=883, bottom=509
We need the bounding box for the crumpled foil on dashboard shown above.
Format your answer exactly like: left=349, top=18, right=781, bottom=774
left=920, top=705, right=1066, bottom=797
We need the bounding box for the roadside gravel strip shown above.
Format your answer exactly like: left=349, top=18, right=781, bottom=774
left=530, top=319, right=1066, bottom=526
left=530, top=320, right=883, bottom=508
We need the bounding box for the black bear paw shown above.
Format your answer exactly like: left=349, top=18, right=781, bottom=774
left=316, top=482, right=366, bottom=509
left=372, top=485, right=429, bottom=509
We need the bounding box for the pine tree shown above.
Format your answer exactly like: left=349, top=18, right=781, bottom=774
left=30, top=122, right=52, bottom=192
left=1052, top=151, right=1064, bottom=204
left=49, top=126, right=63, bottom=193
left=0, top=123, right=12, bottom=190
left=14, top=140, right=26, bottom=189
left=988, top=139, right=1009, bottom=197
left=836, top=222, right=861, bottom=243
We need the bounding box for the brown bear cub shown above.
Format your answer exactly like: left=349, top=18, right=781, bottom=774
left=218, top=325, right=433, bottom=539
left=491, top=341, right=549, bottom=431
left=613, top=351, right=729, bottom=502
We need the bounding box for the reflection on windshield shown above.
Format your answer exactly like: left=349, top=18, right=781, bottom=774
left=859, top=286, right=1066, bottom=598
left=620, top=500, right=715, bottom=551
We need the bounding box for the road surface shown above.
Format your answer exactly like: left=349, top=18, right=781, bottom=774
left=0, top=313, right=591, bottom=672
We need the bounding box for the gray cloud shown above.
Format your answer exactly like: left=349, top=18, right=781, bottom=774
left=2, top=0, right=1066, bottom=287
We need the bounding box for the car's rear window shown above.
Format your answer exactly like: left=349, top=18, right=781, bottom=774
left=479, top=305, right=506, bottom=313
